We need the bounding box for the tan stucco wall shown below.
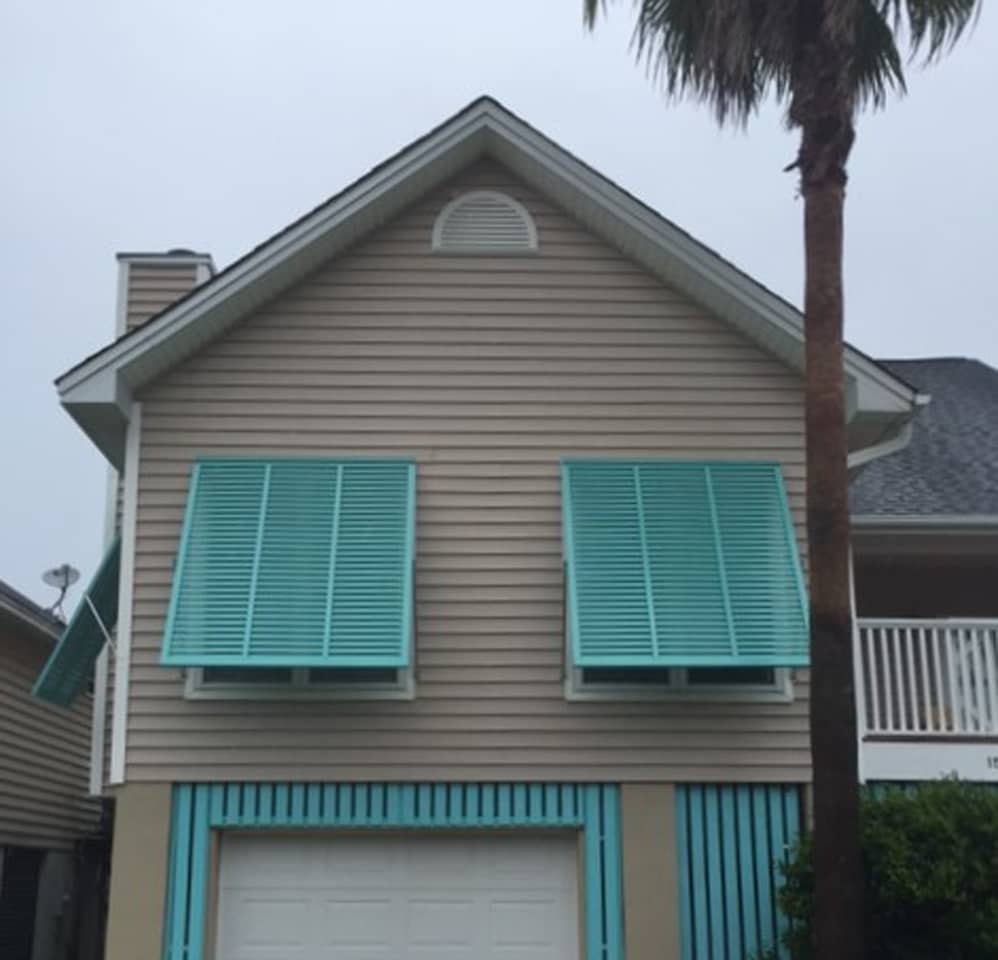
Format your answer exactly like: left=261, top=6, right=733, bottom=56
left=104, top=784, right=172, bottom=960
left=621, top=783, right=681, bottom=960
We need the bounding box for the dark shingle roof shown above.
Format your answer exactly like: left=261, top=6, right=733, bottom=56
left=851, top=358, right=998, bottom=517
left=0, top=578, right=63, bottom=638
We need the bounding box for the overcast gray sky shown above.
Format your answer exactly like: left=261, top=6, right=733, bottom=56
left=2, top=1, right=995, bottom=610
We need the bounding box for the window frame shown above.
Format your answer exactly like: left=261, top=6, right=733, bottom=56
left=184, top=664, right=415, bottom=701
left=563, top=655, right=795, bottom=703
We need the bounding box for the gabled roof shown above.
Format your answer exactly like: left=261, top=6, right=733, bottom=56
left=851, top=358, right=998, bottom=520
left=57, top=96, right=922, bottom=466
left=0, top=578, right=62, bottom=640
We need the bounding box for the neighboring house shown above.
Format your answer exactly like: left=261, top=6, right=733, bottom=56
left=35, top=98, right=927, bottom=960
left=0, top=580, right=105, bottom=960
left=851, top=358, right=998, bottom=783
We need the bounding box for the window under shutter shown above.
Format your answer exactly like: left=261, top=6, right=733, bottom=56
left=33, top=537, right=121, bottom=707
left=162, top=459, right=415, bottom=667
left=562, top=461, right=808, bottom=667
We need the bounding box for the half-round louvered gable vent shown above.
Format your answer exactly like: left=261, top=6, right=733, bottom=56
left=432, top=190, right=538, bottom=253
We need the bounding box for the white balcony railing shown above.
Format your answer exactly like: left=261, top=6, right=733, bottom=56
left=857, top=619, right=998, bottom=738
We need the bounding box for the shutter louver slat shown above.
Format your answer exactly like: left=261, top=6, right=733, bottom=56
left=562, top=460, right=808, bottom=667
left=162, top=458, right=414, bottom=667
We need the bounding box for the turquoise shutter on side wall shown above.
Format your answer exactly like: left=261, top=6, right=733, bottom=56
left=161, top=458, right=414, bottom=667
left=33, top=537, right=121, bottom=707
left=562, top=460, right=808, bottom=667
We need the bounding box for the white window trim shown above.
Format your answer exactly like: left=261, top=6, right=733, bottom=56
left=564, top=664, right=795, bottom=704
left=184, top=665, right=415, bottom=701
left=431, top=189, right=539, bottom=254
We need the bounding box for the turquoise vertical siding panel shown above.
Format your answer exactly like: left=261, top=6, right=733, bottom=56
left=163, top=785, right=192, bottom=960
left=583, top=788, right=604, bottom=960
left=186, top=789, right=211, bottom=960
left=601, top=786, right=624, bottom=960
left=676, top=787, right=693, bottom=960
left=736, top=787, right=760, bottom=960
left=719, top=788, right=741, bottom=960
left=752, top=787, right=775, bottom=951
left=688, top=787, right=711, bottom=960
left=676, top=784, right=802, bottom=960
left=163, top=783, right=620, bottom=960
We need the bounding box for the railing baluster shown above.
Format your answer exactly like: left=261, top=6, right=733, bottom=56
left=904, top=627, right=922, bottom=733
left=945, top=627, right=961, bottom=734
left=961, top=627, right=973, bottom=733
left=970, top=627, right=986, bottom=734
left=892, top=626, right=908, bottom=732
left=882, top=629, right=895, bottom=733
left=865, top=626, right=881, bottom=733
left=931, top=626, right=947, bottom=733
left=904, top=627, right=919, bottom=733
left=983, top=627, right=998, bottom=734
left=917, top=627, right=932, bottom=733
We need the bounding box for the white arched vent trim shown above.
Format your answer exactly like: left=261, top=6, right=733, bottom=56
left=432, top=190, right=538, bottom=253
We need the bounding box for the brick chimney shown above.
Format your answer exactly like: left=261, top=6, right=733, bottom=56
left=114, top=249, right=215, bottom=338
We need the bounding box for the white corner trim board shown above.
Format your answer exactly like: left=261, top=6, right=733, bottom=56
left=89, top=462, right=120, bottom=795
left=89, top=647, right=108, bottom=795
left=110, top=402, right=141, bottom=784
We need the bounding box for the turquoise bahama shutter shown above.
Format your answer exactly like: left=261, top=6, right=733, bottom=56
left=33, top=537, right=121, bottom=707
left=161, top=458, right=415, bottom=667
left=562, top=460, right=808, bottom=667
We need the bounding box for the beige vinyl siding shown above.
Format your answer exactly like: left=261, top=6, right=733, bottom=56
left=0, top=622, right=101, bottom=848
left=127, top=160, right=810, bottom=783
left=125, top=263, right=199, bottom=331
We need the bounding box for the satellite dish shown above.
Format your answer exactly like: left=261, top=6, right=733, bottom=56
left=42, top=563, right=79, bottom=618
left=43, top=564, right=79, bottom=590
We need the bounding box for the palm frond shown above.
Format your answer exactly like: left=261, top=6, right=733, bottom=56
left=882, top=0, right=982, bottom=61
left=583, top=0, right=981, bottom=125
left=854, top=2, right=906, bottom=107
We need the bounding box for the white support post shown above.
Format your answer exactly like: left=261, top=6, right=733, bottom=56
left=849, top=548, right=867, bottom=783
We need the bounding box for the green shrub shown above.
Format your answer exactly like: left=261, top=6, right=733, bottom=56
left=778, top=781, right=998, bottom=960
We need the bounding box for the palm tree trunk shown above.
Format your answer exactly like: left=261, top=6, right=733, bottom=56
left=800, top=111, right=864, bottom=960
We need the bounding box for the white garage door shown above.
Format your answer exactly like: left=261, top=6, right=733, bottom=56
left=216, top=832, right=581, bottom=960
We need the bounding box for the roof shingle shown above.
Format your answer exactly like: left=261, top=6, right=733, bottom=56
left=851, top=358, right=998, bottom=517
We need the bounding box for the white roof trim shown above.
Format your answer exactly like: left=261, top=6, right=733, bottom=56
left=57, top=97, right=921, bottom=466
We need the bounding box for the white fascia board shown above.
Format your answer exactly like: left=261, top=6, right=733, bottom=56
left=482, top=110, right=921, bottom=415
left=56, top=98, right=920, bottom=435
left=56, top=110, right=492, bottom=401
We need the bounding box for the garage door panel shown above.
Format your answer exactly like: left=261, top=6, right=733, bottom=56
left=216, top=897, right=311, bottom=954
left=406, top=897, right=479, bottom=943
left=321, top=897, right=397, bottom=943
left=217, top=834, right=579, bottom=960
